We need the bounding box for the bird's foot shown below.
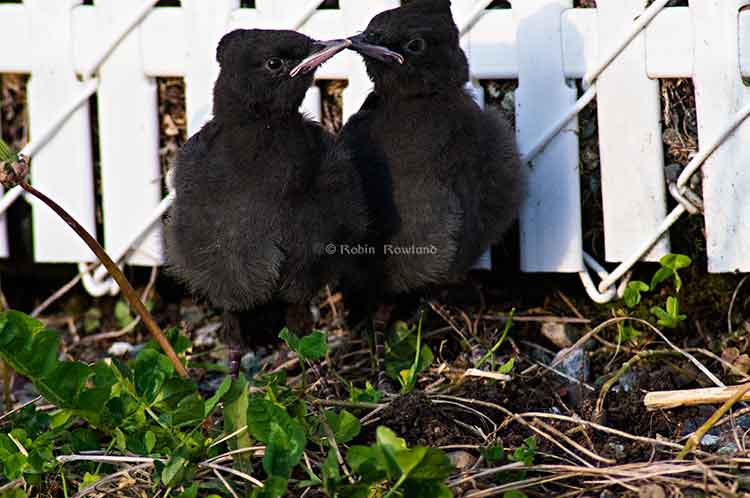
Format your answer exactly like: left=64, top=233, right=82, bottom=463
left=229, top=346, right=242, bottom=379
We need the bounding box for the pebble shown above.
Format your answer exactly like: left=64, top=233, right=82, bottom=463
left=447, top=451, right=476, bottom=470
left=639, top=484, right=666, bottom=498
left=541, top=322, right=572, bottom=349
left=108, top=341, right=135, bottom=357
left=193, top=322, right=221, bottom=348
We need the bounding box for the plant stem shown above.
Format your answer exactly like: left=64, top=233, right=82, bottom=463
left=18, top=179, right=188, bottom=379
left=475, top=308, right=515, bottom=370
left=677, top=382, right=750, bottom=459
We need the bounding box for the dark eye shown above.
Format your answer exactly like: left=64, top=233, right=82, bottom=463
left=265, top=58, right=283, bottom=71
left=404, top=37, right=426, bottom=54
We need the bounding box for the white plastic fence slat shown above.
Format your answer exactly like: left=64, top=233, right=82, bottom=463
left=140, top=7, right=187, bottom=77
left=182, top=0, right=241, bottom=135
left=561, top=8, right=596, bottom=80
left=340, top=0, right=400, bottom=121
left=0, top=5, right=31, bottom=74
left=645, top=7, right=692, bottom=78
left=11, top=5, right=750, bottom=80
left=463, top=6, right=517, bottom=79
left=27, top=0, right=96, bottom=262
left=95, top=0, right=163, bottom=266
left=515, top=0, right=582, bottom=272
left=691, top=0, right=750, bottom=272
left=596, top=0, right=669, bottom=263
left=301, top=85, right=322, bottom=122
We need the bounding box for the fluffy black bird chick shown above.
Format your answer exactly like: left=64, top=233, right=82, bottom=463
left=341, top=0, right=525, bottom=385
left=165, top=29, right=366, bottom=376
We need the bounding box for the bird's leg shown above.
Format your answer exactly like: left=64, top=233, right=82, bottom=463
left=222, top=310, right=243, bottom=379
left=373, top=303, right=394, bottom=393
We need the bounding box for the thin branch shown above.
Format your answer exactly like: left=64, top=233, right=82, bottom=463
left=12, top=164, right=187, bottom=379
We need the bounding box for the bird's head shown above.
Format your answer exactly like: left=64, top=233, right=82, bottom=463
left=348, top=0, right=469, bottom=98
left=213, top=29, right=349, bottom=122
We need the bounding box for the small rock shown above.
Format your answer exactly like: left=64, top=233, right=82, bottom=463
left=108, top=341, right=135, bottom=357
left=608, top=442, right=625, bottom=461
left=554, top=347, right=590, bottom=384
left=179, top=304, right=205, bottom=327
left=447, top=451, right=476, bottom=470
left=616, top=370, right=637, bottom=393
left=718, top=442, right=739, bottom=455
left=552, top=347, right=590, bottom=407
left=541, top=322, right=572, bottom=349
left=700, top=434, right=720, bottom=447
left=639, top=484, right=666, bottom=498
left=194, top=322, right=221, bottom=348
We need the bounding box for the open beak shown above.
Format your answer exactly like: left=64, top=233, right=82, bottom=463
left=290, top=39, right=352, bottom=77
left=347, top=33, right=404, bottom=64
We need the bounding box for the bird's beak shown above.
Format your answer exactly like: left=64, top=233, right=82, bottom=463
left=290, top=39, right=352, bottom=77
left=347, top=33, right=404, bottom=65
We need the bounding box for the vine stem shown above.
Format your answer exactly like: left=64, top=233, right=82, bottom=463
left=16, top=171, right=188, bottom=379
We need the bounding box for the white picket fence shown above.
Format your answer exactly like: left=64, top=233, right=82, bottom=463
left=0, top=0, right=749, bottom=302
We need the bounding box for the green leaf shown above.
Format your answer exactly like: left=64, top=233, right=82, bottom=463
left=133, top=349, right=174, bottom=404
left=509, top=437, right=536, bottom=466
left=406, top=448, right=454, bottom=480
left=650, top=296, right=687, bottom=328
left=0, top=137, right=15, bottom=163
left=376, top=426, right=407, bottom=454
left=503, top=491, right=528, bottom=498
left=83, top=308, right=102, bottom=334
left=385, top=320, right=433, bottom=385
left=322, top=451, right=341, bottom=495
left=401, top=480, right=453, bottom=498
left=661, top=253, right=692, bottom=271
left=652, top=253, right=692, bottom=292
left=325, top=409, right=361, bottom=445
left=481, top=444, right=505, bottom=464
left=160, top=393, right=204, bottom=428
left=623, top=281, right=649, bottom=308
left=0, top=489, right=29, bottom=498
left=71, top=428, right=99, bottom=452
left=175, top=483, right=198, bottom=498
left=145, top=326, right=191, bottom=356
left=78, top=473, right=101, bottom=493
left=498, top=357, right=515, bottom=374
left=279, top=329, right=327, bottom=361
left=144, top=431, right=156, bottom=454
left=650, top=267, right=674, bottom=292
left=0, top=312, right=98, bottom=412
left=346, top=445, right=384, bottom=482
left=161, top=456, right=188, bottom=488
left=248, top=399, right=305, bottom=475
left=224, top=376, right=252, bottom=471
left=617, top=324, right=642, bottom=343
left=205, top=376, right=231, bottom=416
left=251, top=476, right=288, bottom=498
left=114, top=300, right=133, bottom=329
left=349, top=382, right=382, bottom=404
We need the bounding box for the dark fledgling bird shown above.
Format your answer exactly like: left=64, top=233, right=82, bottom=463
left=340, top=0, right=525, bottom=385
left=164, top=29, right=367, bottom=375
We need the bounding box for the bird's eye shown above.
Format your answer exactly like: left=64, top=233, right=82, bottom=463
left=404, top=37, right=426, bottom=54
left=265, top=58, right=284, bottom=71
